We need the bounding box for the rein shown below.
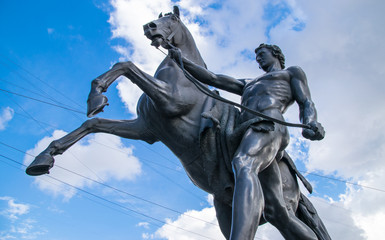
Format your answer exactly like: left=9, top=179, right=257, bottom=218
left=156, top=39, right=311, bottom=130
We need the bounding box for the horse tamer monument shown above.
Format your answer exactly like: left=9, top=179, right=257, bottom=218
left=26, top=6, right=331, bottom=240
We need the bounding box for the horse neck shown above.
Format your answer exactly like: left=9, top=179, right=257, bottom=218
left=172, top=23, right=206, bottom=68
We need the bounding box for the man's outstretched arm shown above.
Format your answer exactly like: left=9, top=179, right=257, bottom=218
left=289, top=66, right=325, bottom=140
left=169, top=48, right=244, bottom=95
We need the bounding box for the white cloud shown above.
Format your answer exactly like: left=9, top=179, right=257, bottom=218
left=155, top=206, right=223, bottom=240
left=0, top=197, right=30, bottom=221
left=0, top=107, right=14, bottom=131
left=107, top=0, right=267, bottom=115
left=137, top=222, right=150, bottom=229
left=24, top=130, right=142, bottom=200
left=151, top=194, right=367, bottom=240
left=108, top=0, right=172, bottom=115
left=0, top=197, right=46, bottom=240
left=105, top=0, right=385, bottom=239
left=267, top=1, right=385, bottom=238
left=116, top=76, right=143, bottom=116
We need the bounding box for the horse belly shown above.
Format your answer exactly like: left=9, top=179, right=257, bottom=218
left=182, top=158, right=214, bottom=193
left=138, top=95, right=215, bottom=194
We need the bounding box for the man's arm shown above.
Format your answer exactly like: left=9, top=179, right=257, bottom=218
left=169, top=48, right=244, bottom=95
left=288, top=66, right=325, bottom=140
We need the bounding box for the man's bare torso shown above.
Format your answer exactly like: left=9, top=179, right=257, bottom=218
left=239, top=69, right=294, bottom=123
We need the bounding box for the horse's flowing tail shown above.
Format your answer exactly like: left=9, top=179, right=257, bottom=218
left=297, top=193, right=332, bottom=240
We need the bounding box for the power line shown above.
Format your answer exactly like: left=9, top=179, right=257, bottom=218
left=2, top=138, right=384, bottom=235
left=0, top=77, right=83, bottom=112
left=49, top=175, right=216, bottom=240
left=0, top=154, right=217, bottom=240
left=1, top=56, right=183, bottom=169
left=0, top=153, right=367, bottom=240
left=1, top=138, right=370, bottom=237
left=2, top=56, right=383, bottom=236
left=56, top=164, right=217, bottom=226
left=0, top=141, right=214, bottom=226
left=1, top=67, right=184, bottom=176
left=0, top=54, right=84, bottom=109
left=3, top=138, right=384, bottom=195
left=0, top=88, right=85, bottom=114
left=299, top=170, right=385, bottom=194
left=1, top=87, right=197, bottom=196
left=91, top=139, right=184, bottom=174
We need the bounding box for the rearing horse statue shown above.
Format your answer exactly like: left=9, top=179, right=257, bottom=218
left=26, top=6, right=330, bottom=240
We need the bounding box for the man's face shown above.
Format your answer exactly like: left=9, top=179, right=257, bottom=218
left=255, top=48, right=276, bottom=71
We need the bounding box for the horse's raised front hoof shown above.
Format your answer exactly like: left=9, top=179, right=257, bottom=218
left=26, top=154, right=55, bottom=176
left=87, top=93, right=109, bottom=118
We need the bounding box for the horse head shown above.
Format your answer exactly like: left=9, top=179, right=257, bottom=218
left=143, top=6, right=183, bottom=49
left=143, top=6, right=205, bottom=67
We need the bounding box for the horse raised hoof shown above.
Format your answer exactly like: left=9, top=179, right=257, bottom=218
left=26, top=153, right=55, bottom=176
left=87, top=93, right=109, bottom=118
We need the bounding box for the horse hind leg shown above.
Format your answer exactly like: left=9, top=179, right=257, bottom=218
left=279, top=158, right=331, bottom=240
left=297, top=193, right=332, bottom=240
left=213, top=197, right=232, bottom=240
left=26, top=118, right=100, bottom=176
left=26, top=117, right=157, bottom=176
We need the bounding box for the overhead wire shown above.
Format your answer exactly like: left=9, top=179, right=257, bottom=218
left=0, top=56, right=183, bottom=170
left=299, top=170, right=385, bottom=193
left=3, top=91, right=192, bottom=221
left=0, top=153, right=218, bottom=240
left=0, top=155, right=164, bottom=232
left=2, top=53, right=385, bottom=237
left=0, top=141, right=216, bottom=226
left=2, top=71, right=385, bottom=194
left=4, top=83, right=384, bottom=194
left=0, top=66, right=185, bottom=197
left=0, top=54, right=84, bottom=110
left=0, top=59, right=199, bottom=199
left=0, top=62, right=86, bottom=123
left=1, top=138, right=383, bottom=235
left=0, top=153, right=360, bottom=240
left=0, top=88, right=86, bottom=115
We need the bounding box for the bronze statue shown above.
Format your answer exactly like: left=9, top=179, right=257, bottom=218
left=26, top=6, right=330, bottom=240
left=169, top=41, right=325, bottom=239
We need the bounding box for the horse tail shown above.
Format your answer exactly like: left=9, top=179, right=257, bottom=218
left=297, top=193, right=332, bottom=240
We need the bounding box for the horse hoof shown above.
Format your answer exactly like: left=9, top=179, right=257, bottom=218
left=87, top=94, right=109, bottom=118
left=26, top=154, right=55, bottom=176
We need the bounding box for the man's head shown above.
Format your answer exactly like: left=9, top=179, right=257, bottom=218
left=254, top=44, right=285, bottom=70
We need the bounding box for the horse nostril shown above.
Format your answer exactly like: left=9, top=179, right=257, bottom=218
left=148, top=22, right=157, bottom=29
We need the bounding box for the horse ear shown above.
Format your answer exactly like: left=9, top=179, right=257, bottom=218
left=158, top=12, right=163, bottom=18
left=173, top=6, right=180, bottom=18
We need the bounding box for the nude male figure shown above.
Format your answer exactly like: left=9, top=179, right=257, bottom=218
left=170, top=44, right=325, bottom=240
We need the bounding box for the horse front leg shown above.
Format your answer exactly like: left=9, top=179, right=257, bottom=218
left=87, top=63, right=130, bottom=117
left=26, top=117, right=157, bottom=176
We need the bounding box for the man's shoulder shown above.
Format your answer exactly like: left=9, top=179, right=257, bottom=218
left=286, top=66, right=306, bottom=79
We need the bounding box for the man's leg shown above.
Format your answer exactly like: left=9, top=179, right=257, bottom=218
left=230, top=128, right=317, bottom=240
left=230, top=128, right=278, bottom=240
left=260, top=158, right=317, bottom=240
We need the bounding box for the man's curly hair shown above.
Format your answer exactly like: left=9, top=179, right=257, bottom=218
left=255, top=44, right=285, bottom=69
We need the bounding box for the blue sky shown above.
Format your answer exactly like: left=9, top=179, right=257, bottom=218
left=1, top=0, right=385, bottom=239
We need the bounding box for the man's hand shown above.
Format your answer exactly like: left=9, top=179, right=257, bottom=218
left=168, top=47, right=182, bottom=62
left=302, top=121, right=325, bottom=140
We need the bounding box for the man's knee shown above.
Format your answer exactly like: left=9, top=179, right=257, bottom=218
left=232, top=155, right=255, bottom=177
